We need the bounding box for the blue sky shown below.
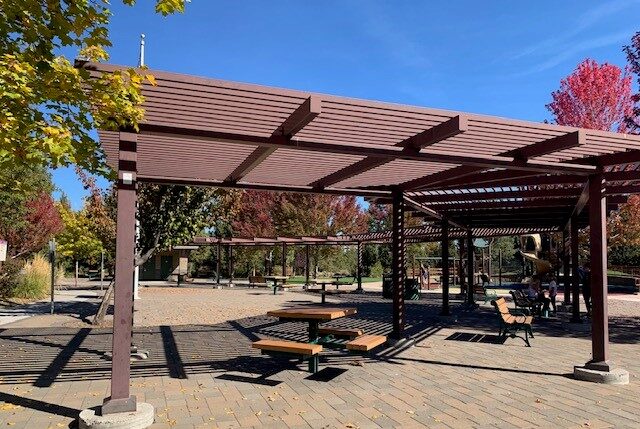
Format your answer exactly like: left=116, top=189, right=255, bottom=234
left=52, top=0, right=640, bottom=209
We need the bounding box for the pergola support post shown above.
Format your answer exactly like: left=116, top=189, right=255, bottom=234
left=440, top=219, right=450, bottom=316
left=228, top=245, right=234, bottom=287
left=574, top=173, right=629, bottom=384
left=563, top=229, right=570, bottom=305
left=356, top=242, right=363, bottom=293
left=391, top=189, right=406, bottom=340
left=216, top=243, right=221, bottom=286
left=282, top=243, right=286, bottom=276
left=102, top=132, right=138, bottom=415
left=305, top=244, right=310, bottom=288
left=459, top=239, right=465, bottom=293
left=466, top=230, right=475, bottom=306
left=570, top=217, right=581, bottom=323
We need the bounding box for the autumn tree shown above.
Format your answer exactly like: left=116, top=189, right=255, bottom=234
left=624, top=32, right=640, bottom=131
left=0, top=165, right=62, bottom=259
left=546, top=59, right=634, bottom=132
left=0, top=0, right=186, bottom=185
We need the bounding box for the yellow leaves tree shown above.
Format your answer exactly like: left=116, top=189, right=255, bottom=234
left=0, top=1, right=186, bottom=184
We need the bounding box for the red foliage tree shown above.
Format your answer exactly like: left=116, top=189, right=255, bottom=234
left=624, top=32, right=640, bottom=132
left=546, top=59, right=634, bottom=132
left=5, top=193, right=63, bottom=259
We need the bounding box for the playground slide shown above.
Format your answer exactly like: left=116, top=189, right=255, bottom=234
left=520, top=251, right=552, bottom=276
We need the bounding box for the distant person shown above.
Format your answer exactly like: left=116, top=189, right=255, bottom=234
left=480, top=271, right=491, bottom=287
left=548, top=275, right=558, bottom=314
left=525, top=276, right=538, bottom=300
left=582, top=262, right=592, bottom=317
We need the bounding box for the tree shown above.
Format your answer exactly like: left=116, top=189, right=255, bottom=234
left=624, top=32, right=640, bottom=131
left=135, top=184, right=238, bottom=267
left=609, top=195, right=640, bottom=247
left=0, top=1, right=186, bottom=183
left=0, top=165, right=62, bottom=259
left=546, top=59, right=634, bottom=132
left=56, top=203, right=104, bottom=285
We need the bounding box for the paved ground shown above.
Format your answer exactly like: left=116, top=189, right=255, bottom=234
left=0, top=287, right=638, bottom=428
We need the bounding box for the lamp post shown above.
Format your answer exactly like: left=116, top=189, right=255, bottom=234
left=49, top=239, right=56, bottom=314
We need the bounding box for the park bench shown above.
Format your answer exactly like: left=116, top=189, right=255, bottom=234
left=509, top=290, right=540, bottom=315
left=491, top=297, right=534, bottom=347
left=252, top=339, right=322, bottom=373
left=346, top=334, right=387, bottom=352
left=248, top=275, right=268, bottom=288
left=474, top=284, right=497, bottom=304
left=318, top=327, right=363, bottom=339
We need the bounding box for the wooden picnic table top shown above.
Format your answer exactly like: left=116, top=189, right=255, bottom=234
left=264, top=275, right=289, bottom=281
left=267, top=307, right=357, bottom=321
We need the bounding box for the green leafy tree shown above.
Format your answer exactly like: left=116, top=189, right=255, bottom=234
left=0, top=0, right=186, bottom=183
left=57, top=203, right=104, bottom=285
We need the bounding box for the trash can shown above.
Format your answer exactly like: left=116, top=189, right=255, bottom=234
left=382, top=275, right=420, bottom=300
left=382, top=274, right=393, bottom=299
left=404, top=278, right=420, bottom=301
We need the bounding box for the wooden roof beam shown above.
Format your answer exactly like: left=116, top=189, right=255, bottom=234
left=401, top=130, right=587, bottom=190
left=404, top=196, right=466, bottom=230
left=310, top=115, right=467, bottom=189
left=226, top=96, right=321, bottom=183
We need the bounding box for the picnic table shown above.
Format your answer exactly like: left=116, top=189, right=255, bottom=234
left=266, top=307, right=357, bottom=342
left=264, top=275, right=290, bottom=294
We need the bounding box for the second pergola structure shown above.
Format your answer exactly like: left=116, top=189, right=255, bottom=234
left=87, top=61, right=639, bottom=414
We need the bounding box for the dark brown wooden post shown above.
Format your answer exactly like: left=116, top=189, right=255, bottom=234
left=356, top=242, right=363, bottom=292
left=441, top=219, right=450, bottom=316
left=281, top=242, right=287, bottom=276
left=228, top=245, right=234, bottom=286
left=563, top=229, right=571, bottom=305
left=102, top=131, right=137, bottom=415
left=466, top=230, right=474, bottom=305
left=587, top=173, right=611, bottom=370
left=216, top=243, right=221, bottom=285
left=305, top=244, right=310, bottom=287
left=391, top=189, right=405, bottom=339
left=459, top=239, right=465, bottom=293
left=570, top=217, right=581, bottom=323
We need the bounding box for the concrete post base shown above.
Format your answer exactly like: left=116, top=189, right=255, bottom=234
left=573, top=366, right=629, bottom=385
left=79, top=402, right=154, bottom=429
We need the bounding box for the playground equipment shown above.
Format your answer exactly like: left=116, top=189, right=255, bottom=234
left=518, top=234, right=553, bottom=278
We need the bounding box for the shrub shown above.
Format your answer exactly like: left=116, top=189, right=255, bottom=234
left=0, top=259, right=22, bottom=298
left=14, top=254, right=51, bottom=299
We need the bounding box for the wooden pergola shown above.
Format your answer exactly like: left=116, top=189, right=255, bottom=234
left=85, top=61, right=640, bottom=414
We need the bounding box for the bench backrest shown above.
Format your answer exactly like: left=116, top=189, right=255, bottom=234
left=510, top=290, right=528, bottom=305
left=491, top=297, right=511, bottom=322
left=249, top=275, right=265, bottom=283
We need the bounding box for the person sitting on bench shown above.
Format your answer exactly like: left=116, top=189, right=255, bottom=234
left=527, top=276, right=551, bottom=317
left=480, top=271, right=490, bottom=287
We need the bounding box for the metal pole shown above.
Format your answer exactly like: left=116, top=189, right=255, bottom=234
left=587, top=173, right=610, bottom=370
left=228, top=246, right=234, bottom=286
left=459, top=239, right=465, bottom=293
left=391, top=189, right=406, bottom=339
left=441, top=219, right=450, bottom=316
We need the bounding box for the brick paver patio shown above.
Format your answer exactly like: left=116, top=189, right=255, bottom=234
left=0, top=289, right=638, bottom=428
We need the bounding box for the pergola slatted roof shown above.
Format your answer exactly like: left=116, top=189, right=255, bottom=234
left=191, top=225, right=560, bottom=247
left=89, top=62, right=640, bottom=232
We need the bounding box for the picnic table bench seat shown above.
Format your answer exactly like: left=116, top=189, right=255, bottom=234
left=491, top=297, right=534, bottom=347
left=252, top=339, right=322, bottom=373
left=248, top=276, right=268, bottom=288
left=346, top=334, right=387, bottom=352
left=318, top=327, right=363, bottom=339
